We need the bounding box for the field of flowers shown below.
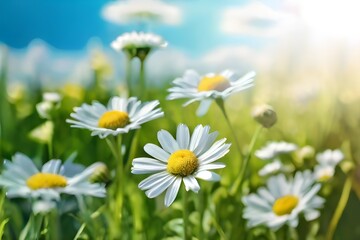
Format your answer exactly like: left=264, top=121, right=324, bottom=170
left=0, top=1, right=360, bottom=240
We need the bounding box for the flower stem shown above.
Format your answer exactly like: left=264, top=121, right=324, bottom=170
left=326, top=175, right=352, bottom=240
left=125, top=55, right=133, bottom=97
left=230, top=126, right=262, bottom=196
left=215, top=99, right=243, bottom=162
left=47, top=135, right=53, bottom=160
left=198, top=190, right=205, bottom=240
left=106, top=135, right=124, bottom=239
left=139, top=59, right=146, bottom=99
left=182, top=187, right=190, bottom=240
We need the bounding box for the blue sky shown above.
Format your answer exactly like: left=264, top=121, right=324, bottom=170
left=0, top=0, right=271, bottom=56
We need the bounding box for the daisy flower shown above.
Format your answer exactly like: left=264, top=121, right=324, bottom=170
left=36, top=92, right=62, bottom=119
left=242, top=171, right=324, bottom=230
left=167, top=69, right=255, bottom=116
left=66, top=96, right=164, bottom=139
left=255, top=141, right=297, bottom=160
left=131, top=124, right=230, bottom=207
left=0, top=153, right=106, bottom=201
left=314, top=165, right=336, bottom=182
left=111, top=31, right=167, bottom=59
left=316, top=149, right=344, bottom=167
left=258, top=160, right=293, bottom=177
left=313, top=149, right=344, bottom=182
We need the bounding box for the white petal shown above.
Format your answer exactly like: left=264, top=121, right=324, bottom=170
left=197, top=163, right=226, bottom=171
left=195, top=171, right=220, bottom=181
left=157, top=130, right=179, bottom=153
left=131, top=157, right=167, bottom=174
left=304, top=210, right=320, bottom=221
left=196, top=99, right=213, bottom=117
left=144, top=144, right=170, bottom=162
left=11, top=153, right=39, bottom=176
left=164, top=177, right=182, bottom=207
left=183, top=176, right=200, bottom=193
left=41, top=160, right=63, bottom=174
left=189, top=125, right=205, bottom=151
left=138, top=171, right=170, bottom=190
left=145, top=175, right=176, bottom=198
left=176, top=124, right=190, bottom=149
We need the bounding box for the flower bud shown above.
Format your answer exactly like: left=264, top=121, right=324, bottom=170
left=28, top=121, right=54, bottom=144
left=298, top=145, right=315, bottom=160
left=252, top=104, right=277, bottom=128
left=90, top=163, right=110, bottom=184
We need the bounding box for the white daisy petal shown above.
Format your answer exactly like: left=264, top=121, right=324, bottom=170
left=164, top=177, right=182, bottom=207
left=197, top=162, right=226, bottom=171
left=189, top=125, right=205, bottom=151
left=42, top=160, right=63, bottom=174
left=144, top=144, right=170, bottom=162
left=195, top=171, right=220, bottom=181
left=183, top=176, right=200, bottom=193
left=138, top=171, right=170, bottom=190
left=196, top=99, right=213, bottom=117
left=145, top=175, right=176, bottom=198
left=12, top=153, right=39, bottom=176
left=131, top=158, right=167, bottom=174
left=157, top=130, right=180, bottom=153
left=176, top=124, right=190, bottom=149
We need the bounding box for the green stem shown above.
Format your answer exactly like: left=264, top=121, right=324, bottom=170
left=125, top=55, right=133, bottom=97
left=139, top=59, right=146, bottom=99
left=209, top=207, right=227, bottom=240
left=198, top=190, right=205, bottom=240
left=48, top=137, right=53, bottom=160
left=215, top=99, right=243, bottom=162
left=42, top=213, right=50, bottom=240
left=326, top=176, right=352, bottom=240
left=230, top=126, right=262, bottom=196
left=115, top=135, right=124, bottom=221
left=106, top=135, right=124, bottom=239
left=125, top=130, right=140, bottom=174
left=182, top=187, right=190, bottom=240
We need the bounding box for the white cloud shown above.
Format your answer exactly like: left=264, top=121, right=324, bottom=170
left=221, top=1, right=296, bottom=38
left=101, top=0, right=182, bottom=26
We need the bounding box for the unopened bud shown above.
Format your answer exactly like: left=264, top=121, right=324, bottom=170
left=298, top=145, right=315, bottom=160
left=252, top=104, right=277, bottom=128
left=90, top=163, right=110, bottom=184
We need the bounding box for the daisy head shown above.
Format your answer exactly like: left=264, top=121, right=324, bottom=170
left=255, top=141, right=298, bottom=160
left=242, top=171, right=324, bottom=230
left=316, top=149, right=344, bottom=167
left=131, top=124, right=230, bottom=207
left=167, top=69, right=255, bottom=116
left=258, top=160, right=293, bottom=177
left=0, top=153, right=106, bottom=201
left=111, top=31, right=167, bottom=60
left=67, top=96, right=164, bottom=139
left=314, top=164, right=335, bottom=182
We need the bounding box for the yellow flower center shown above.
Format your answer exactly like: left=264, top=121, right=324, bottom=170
left=26, top=173, right=67, bottom=190
left=272, top=195, right=299, bottom=216
left=167, top=150, right=199, bottom=177
left=197, top=75, right=231, bottom=92
left=98, top=110, right=130, bottom=129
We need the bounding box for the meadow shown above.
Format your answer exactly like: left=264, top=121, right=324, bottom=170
left=0, top=1, right=360, bottom=239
